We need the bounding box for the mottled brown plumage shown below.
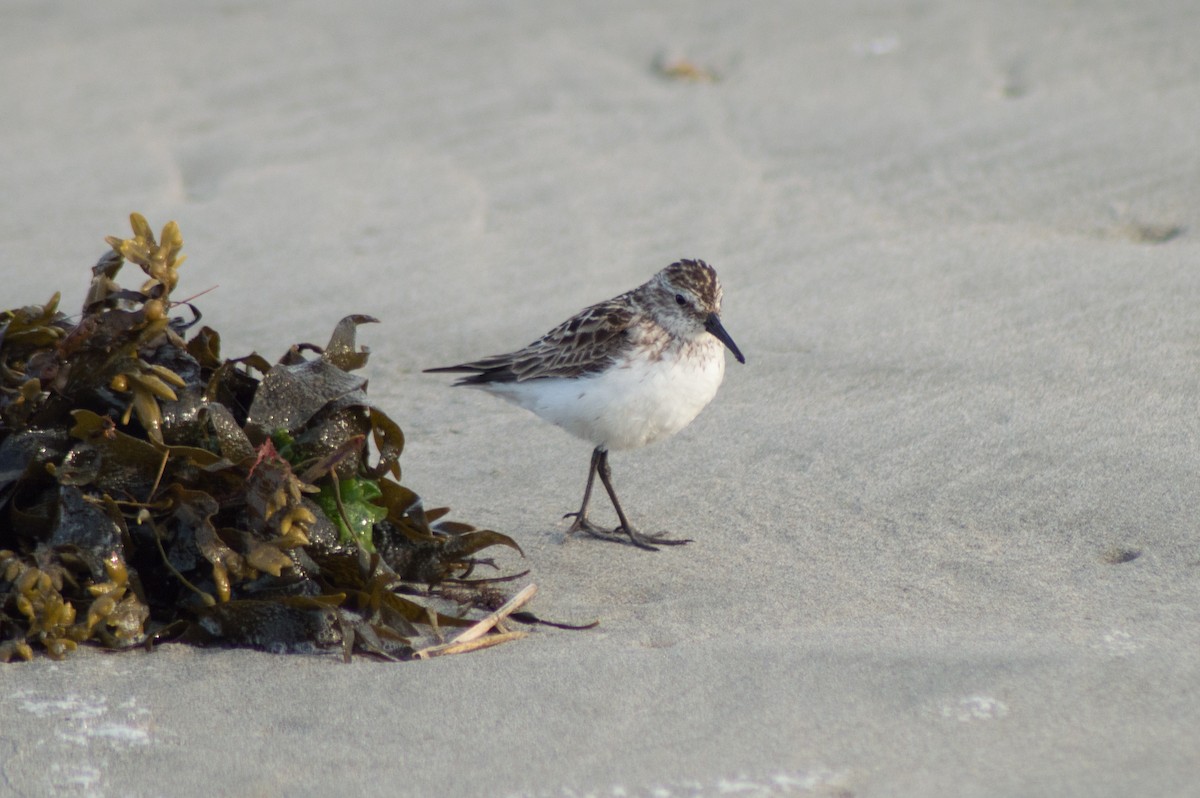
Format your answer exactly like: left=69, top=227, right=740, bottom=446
left=428, top=299, right=637, bottom=383
left=427, top=259, right=736, bottom=384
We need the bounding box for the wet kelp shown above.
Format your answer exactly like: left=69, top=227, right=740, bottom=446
left=0, top=214, right=528, bottom=662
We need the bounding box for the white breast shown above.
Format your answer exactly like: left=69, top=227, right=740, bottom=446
left=479, top=338, right=727, bottom=451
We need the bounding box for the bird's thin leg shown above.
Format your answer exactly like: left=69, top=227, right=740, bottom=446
left=564, top=447, right=606, bottom=535
left=594, top=450, right=692, bottom=551
left=565, top=448, right=637, bottom=545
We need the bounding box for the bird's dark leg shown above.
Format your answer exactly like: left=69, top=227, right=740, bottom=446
left=564, top=447, right=606, bottom=535
left=594, top=449, right=692, bottom=551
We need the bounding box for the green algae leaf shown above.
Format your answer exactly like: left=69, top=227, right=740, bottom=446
left=315, top=477, right=388, bottom=553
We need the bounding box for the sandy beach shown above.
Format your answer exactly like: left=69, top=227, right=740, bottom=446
left=3, top=2, right=1199, bottom=796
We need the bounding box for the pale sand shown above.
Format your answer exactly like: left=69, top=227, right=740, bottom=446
left=2, top=2, right=1199, bottom=796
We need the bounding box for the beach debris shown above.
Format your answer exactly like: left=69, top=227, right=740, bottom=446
left=1101, top=546, right=1142, bottom=565
left=1118, top=221, right=1184, bottom=245
left=653, top=53, right=721, bottom=83
left=0, top=213, right=533, bottom=662
left=415, top=583, right=536, bottom=658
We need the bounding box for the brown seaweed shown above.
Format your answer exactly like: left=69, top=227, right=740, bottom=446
left=0, top=213, right=527, bottom=662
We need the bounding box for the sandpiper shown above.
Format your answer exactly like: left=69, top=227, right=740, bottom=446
left=426, top=259, right=745, bottom=550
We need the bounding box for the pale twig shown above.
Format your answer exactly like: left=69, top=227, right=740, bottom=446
left=415, top=631, right=529, bottom=659
left=451, top=583, right=537, bottom=644
left=414, top=583, right=537, bottom=658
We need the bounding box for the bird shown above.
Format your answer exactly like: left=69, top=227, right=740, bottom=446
left=425, top=259, right=745, bottom=551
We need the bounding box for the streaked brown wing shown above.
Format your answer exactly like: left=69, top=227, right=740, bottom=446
left=509, top=299, right=635, bottom=380
left=425, top=299, right=635, bottom=384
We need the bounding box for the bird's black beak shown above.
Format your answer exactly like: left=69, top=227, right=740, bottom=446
left=705, top=313, right=746, bottom=364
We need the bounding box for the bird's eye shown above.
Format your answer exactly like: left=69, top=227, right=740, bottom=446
left=674, top=294, right=687, bottom=306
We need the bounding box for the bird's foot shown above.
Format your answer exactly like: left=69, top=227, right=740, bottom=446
left=564, top=511, right=608, bottom=536
left=564, top=512, right=691, bottom=551
left=621, top=526, right=693, bottom=551
left=567, top=516, right=643, bottom=547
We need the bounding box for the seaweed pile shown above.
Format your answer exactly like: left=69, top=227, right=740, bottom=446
left=0, top=214, right=531, bottom=662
